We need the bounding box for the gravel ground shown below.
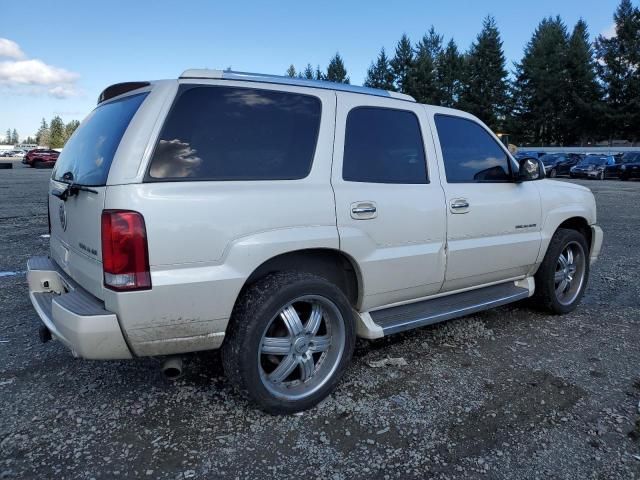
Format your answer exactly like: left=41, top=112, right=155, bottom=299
left=1, top=165, right=639, bottom=479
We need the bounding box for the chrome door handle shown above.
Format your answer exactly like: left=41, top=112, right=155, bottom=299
left=450, top=202, right=469, bottom=209
left=352, top=206, right=377, bottom=214
left=350, top=202, right=378, bottom=219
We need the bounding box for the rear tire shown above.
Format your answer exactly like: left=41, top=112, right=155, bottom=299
left=533, top=228, right=589, bottom=315
left=33, top=160, right=45, bottom=169
left=222, top=272, right=355, bottom=414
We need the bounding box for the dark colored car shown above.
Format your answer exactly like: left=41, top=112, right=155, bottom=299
left=23, top=149, right=60, bottom=168
left=569, top=155, right=615, bottom=180
left=619, top=151, right=640, bottom=180
left=539, top=153, right=583, bottom=178
left=515, top=151, right=545, bottom=160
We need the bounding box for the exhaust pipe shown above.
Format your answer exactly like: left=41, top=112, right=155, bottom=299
left=161, top=356, right=183, bottom=380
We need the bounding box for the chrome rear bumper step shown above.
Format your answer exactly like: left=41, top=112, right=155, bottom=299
left=371, top=282, right=530, bottom=336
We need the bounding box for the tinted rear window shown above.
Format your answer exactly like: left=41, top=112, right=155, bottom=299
left=52, top=93, right=147, bottom=186
left=147, top=85, right=322, bottom=181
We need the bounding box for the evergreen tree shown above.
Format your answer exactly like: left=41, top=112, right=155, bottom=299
left=36, top=119, right=49, bottom=147
left=459, top=16, right=509, bottom=131
left=303, top=64, right=314, bottom=79
left=326, top=53, right=350, bottom=83
left=406, top=29, right=442, bottom=104
left=364, top=47, right=395, bottom=90
left=594, top=0, right=640, bottom=143
left=49, top=116, right=66, bottom=149
left=314, top=65, right=324, bottom=81
left=11, top=129, right=18, bottom=144
left=4, top=129, right=10, bottom=144
left=64, top=120, right=80, bottom=144
left=436, top=39, right=464, bottom=107
left=390, top=34, right=414, bottom=92
left=512, top=16, right=570, bottom=145
left=286, top=64, right=297, bottom=77
left=565, top=19, right=602, bottom=145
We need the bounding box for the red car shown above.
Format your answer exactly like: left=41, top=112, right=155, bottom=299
left=23, top=149, right=60, bottom=168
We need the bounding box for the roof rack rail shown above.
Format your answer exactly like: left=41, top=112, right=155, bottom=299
left=179, top=69, right=416, bottom=102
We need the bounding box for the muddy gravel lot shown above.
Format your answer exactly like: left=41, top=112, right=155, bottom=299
left=1, top=164, right=639, bottom=479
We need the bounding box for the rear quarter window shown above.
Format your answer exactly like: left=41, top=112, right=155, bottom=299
left=147, top=85, right=322, bottom=181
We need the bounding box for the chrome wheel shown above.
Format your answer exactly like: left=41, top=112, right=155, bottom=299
left=258, top=295, right=345, bottom=401
left=554, top=241, right=586, bottom=306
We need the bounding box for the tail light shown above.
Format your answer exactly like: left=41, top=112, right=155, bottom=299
left=101, top=210, right=151, bottom=291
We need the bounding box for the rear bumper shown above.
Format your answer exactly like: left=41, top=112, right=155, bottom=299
left=27, top=256, right=132, bottom=360
left=590, top=225, right=603, bottom=265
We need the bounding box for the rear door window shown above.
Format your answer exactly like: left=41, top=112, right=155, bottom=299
left=342, top=107, right=428, bottom=184
left=52, top=93, right=148, bottom=186
left=147, top=85, right=322, bottom=181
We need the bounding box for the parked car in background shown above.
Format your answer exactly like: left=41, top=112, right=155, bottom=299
left=0, top=149, right=25, bottom=158
left=570, top=155, right=615, bottom=180
left=27, top=70, right=603, bottom=413
left=619, top=152, right=640, bottom=180
left=539, top=153, right=582, bottom=178
left=515, top=150, right=545, bottom=160
left=23, top=149, right=60, bottom=168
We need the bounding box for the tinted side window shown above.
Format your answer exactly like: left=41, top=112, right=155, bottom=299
left=434, top=115, right=511, bottom=183
left=148, top=86, right=321, bottom=181
left=343, top=107, right=427, bottom=184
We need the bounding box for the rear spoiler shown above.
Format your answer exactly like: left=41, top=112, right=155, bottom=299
left=97, top=82, right=150, bottom=105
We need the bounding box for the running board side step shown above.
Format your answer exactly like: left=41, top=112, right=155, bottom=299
left=370, top=282, right=530, bottom=336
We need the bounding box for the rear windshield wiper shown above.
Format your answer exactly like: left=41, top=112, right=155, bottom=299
left=52, top=172, right=98, bottom=201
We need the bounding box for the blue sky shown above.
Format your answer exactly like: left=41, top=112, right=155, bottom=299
left=0, top=0, right=621, bottom=140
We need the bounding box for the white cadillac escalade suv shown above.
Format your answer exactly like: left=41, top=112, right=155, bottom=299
left=27, top=70, right=603, bottom=413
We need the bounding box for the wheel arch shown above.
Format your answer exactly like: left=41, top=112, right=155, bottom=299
left=557, top=216, right=592, bottom=251
left=241, top=248, right=363, bottom=309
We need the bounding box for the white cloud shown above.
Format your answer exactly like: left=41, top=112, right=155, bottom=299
left=602, top=23, right=617, bottom=39
left=0, top=59, right=78, bottom=86
left=48, top=85, right=81, bottom=99
left=0, top=38, right=24, bottom=59
left=0, top=39, right=80, bottom=99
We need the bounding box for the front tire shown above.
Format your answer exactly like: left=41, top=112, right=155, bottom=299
left=222, top=272, right=355, bottom=414
left=533, top=228, right=589, bottom=314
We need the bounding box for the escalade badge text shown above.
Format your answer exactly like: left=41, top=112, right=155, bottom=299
left=58, top=203, right=68, bottom=231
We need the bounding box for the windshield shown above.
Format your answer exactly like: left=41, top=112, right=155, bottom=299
left=578, top=156, right=608, bottom=166
left=622, top=152, right=640, bottom=163
left=52, top=93, right=148, bottom=186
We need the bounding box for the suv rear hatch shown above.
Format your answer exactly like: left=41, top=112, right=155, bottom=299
left=48, top=92, right=148, bottom=300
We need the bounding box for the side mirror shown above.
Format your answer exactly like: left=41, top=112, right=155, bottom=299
left=516, top=157, right=545, bottom=182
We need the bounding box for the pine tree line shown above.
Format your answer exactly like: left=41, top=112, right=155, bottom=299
left=3, top=128, right=20, bottom=145
left=286, top=0, right=640, bottom=146
left=35, top=116, right=80, bottom=149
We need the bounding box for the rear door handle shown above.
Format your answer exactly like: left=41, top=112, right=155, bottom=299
left=351, top=202, right=377, bottom=219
